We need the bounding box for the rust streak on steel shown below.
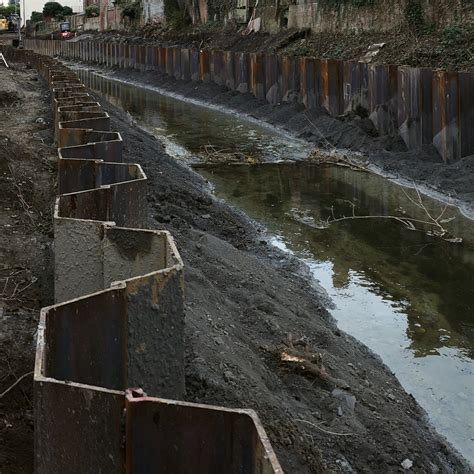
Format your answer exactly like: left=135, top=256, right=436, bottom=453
left=0, top=46, right=283, bottom=474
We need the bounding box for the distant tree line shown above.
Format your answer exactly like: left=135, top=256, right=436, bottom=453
left=30, top=2, right=74, bottom=22
left=0, top=5, right=16, bottom=16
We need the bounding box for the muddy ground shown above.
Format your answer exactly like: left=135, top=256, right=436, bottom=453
left=0, top=64, right=56, bottom=473
left=94, top=66, right=474, bottom=217
left=0, top=56, right=471, bottom=472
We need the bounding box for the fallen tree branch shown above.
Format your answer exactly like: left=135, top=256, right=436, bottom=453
left=281, top=347, right=350, bottom=389
left=288, top=184, right=462, bottom=244
left=7, top=164, right=35, bottom=225
left=279, top=336, right=350, bottom=389
left=0, top=278, right=37, bottom=302
left=307, top=149, right=369, bottom=172
left=199, top=144, right=260, bottom=165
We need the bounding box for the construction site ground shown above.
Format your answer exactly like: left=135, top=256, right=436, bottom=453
left=0, top=57, right=471, bottom=472
left=0, top=62, right=56, bottom=472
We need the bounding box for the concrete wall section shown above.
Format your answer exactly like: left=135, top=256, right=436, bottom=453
left=282, top=0, right=473, bottom=33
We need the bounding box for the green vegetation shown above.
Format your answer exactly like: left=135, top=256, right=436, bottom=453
left=121, top=1, right=142, bottom=21
left=42, top=1, right=74, bottom=20
left=0, top=5, right=16, bottom=16
left=319, top=0, right=376, bottom=7
left=42, top=1, right=63, bottom=18
left=404, top=0, right=424, bottom=33
left=164, top=0, right=190, bottom=28
left=30, top=11, right=44, bottom=22
left=435, top=22, right=473, bottom=68
left=440, top=24, right=466, bottom=47
left=85, top=4, right=99, bottom=17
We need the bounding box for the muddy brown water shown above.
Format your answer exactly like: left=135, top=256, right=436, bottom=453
left=78, top=69, right=474, bottom=462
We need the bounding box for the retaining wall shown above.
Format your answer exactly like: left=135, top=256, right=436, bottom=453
left=1, top=46, right=282, bottom=474
left=260, top=0, right=474, bottom=34
left=23, top=39, right=473, bottom=163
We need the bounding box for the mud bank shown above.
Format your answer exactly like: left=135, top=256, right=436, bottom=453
left=89, top=86, right=472, bottom=471
left=91, top=66, right=474, bottom=218
left=0, top=64, right=56, bottom=472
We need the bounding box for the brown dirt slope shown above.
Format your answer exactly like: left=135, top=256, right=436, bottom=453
left=0, top=64, right=56, bottom=473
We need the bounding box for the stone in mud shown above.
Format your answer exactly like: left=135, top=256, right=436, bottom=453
left=332, top=388, right=356, bottom=414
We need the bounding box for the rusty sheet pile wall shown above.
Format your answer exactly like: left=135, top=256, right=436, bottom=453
left=1, top=47, right=282, bottom=474
left=23, top=39, right=474, bottom=163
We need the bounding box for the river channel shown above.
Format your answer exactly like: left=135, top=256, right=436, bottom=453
left=77, top=69, right=474, bottom=462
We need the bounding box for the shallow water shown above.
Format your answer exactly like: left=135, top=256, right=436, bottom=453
left=78, top=69, right=474, bottom=462
left=76, top=68, right=308, bottom=162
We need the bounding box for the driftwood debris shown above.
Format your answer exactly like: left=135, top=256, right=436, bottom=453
left=279, top=337, right=349, bottom=389
left=307, top=149, right=369, bottom=172
left=320, top=186, right=463, bottom=243
left=198, top=144, right=260, bottom=165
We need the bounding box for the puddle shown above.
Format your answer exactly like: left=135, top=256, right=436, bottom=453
left=78, top=69, right=474, bottom=462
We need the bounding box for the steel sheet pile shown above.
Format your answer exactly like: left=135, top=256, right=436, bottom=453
left=1, top=47, right=282, bottom=474
left=23, top=39, right=474, bottom=163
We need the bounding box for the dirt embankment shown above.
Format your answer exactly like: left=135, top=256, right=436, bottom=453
left=0, top=65, right=56, bottom=472
left=93, top=89, right=470, bottom=471
left=81, top=20, right=474, bottom=72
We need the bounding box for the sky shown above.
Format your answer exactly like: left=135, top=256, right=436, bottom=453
left=1, top=0, right=84, bottom=25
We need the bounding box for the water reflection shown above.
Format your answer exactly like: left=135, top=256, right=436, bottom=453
left=198, top=163, right=474, bottom=460
left=209, top=164, right=474, bottom=357
left=77, top=69, right=308, bottom=162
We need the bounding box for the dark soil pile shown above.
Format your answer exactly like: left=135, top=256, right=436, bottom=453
left=0, top=90, right=20, bottom=107
left=0, top=66, right=56, bottom=473
left=92, top=89, right=471, bottom=472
